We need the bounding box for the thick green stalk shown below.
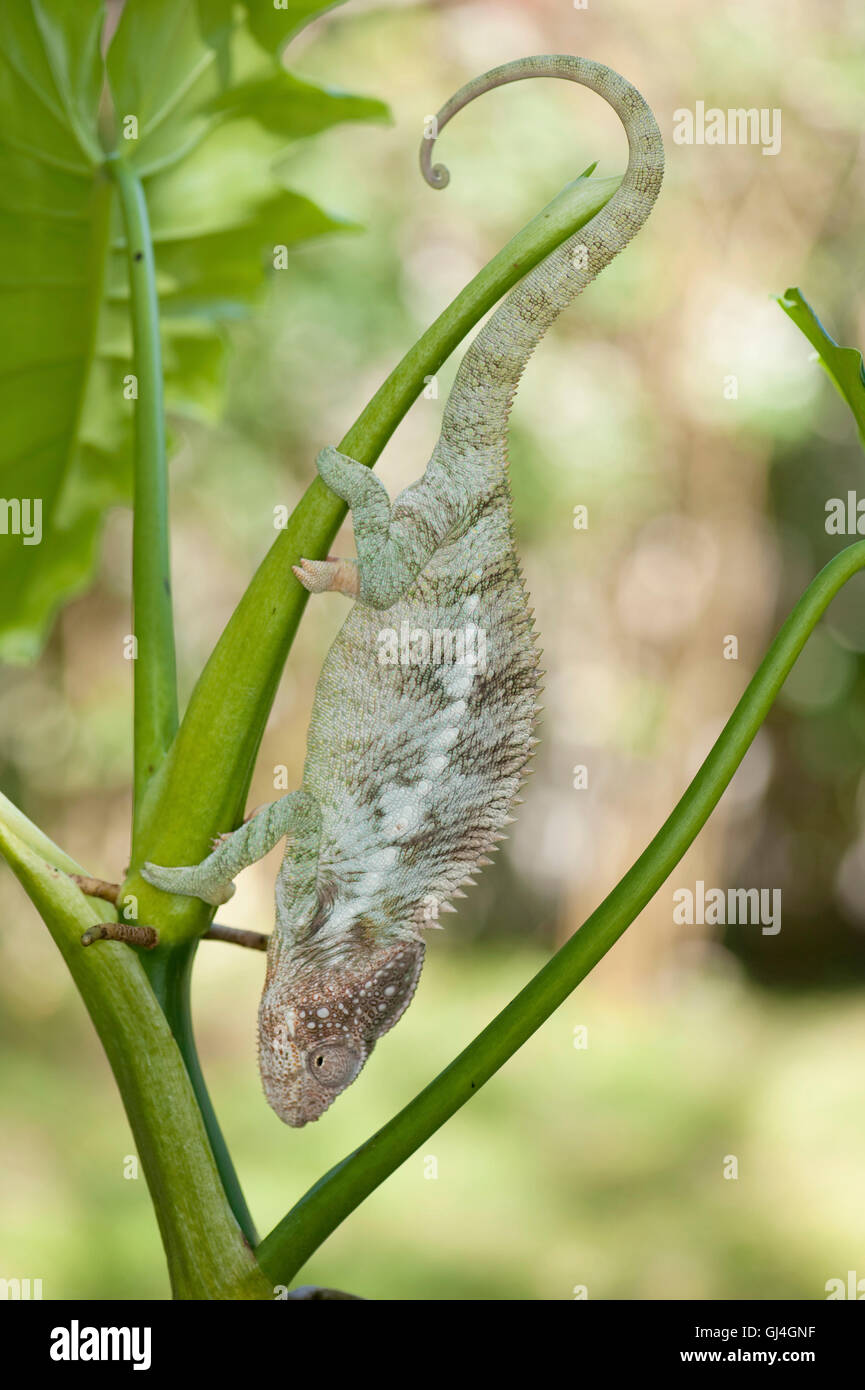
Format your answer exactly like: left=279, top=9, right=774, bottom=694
left=142, top=938, right=259, bottom=1247
left=257, top=541, right=865, bottom=1283
left=108, top=154, right=178, bottom=849
left=0, top=823, right=270, bottom=1300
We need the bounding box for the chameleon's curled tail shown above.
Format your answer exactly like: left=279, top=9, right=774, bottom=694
left=420, top=55, right=664, bottom=453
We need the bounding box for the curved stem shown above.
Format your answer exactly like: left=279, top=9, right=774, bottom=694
left=107, top=155, right=178, bottom=852
left=257, top=541, right=865, bottom=1284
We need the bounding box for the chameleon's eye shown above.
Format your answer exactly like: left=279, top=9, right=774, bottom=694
left=306, top=1043, right=362, bottom=1090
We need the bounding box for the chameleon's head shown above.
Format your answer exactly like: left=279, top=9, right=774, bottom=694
left=258, top=937, right=425, bottom=1127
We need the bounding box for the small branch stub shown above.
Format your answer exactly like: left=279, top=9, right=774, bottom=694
left=71, top=874, right=122, bottom=904
left=205, top=924, right=270, bottom=951
left=81, top=923, right=159, bottom=950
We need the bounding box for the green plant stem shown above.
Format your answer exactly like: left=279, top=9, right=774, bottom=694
left=107, top=155, right=256, bottom=1244
left=108, top=155, right=178, bottom=851
left=143, top=939, right=260, bottom=1247
left=0, top=824, right=270, bottom=1300
left=257, top=540, right=865, bottom=1284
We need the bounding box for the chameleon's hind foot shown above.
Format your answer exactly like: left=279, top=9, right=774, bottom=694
left=293, top=556, right=359, bottom=597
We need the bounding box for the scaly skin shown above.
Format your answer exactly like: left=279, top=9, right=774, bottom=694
left=142, top=56, right=664, bottom=1126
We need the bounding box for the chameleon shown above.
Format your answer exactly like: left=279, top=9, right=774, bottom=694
left=141, top=55, right=664, bottom=1127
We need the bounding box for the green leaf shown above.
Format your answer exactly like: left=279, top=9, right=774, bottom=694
left=0, top=0, right=387, bottom=662
left=236, top=0, right=346, bottom=54
left=776, top=286, right=865, bottom=448
left=0, top=1, right=108, bottom=663
left=205, top=69, right=390, bottom=138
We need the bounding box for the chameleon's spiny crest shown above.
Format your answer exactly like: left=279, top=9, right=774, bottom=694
left=142, top=55, right=663, bottom=1126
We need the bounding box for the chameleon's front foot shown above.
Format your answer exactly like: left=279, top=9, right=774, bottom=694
left=293, top=556, right=359, bottom=597
left=142, top=792, right=320, bottom=910
left=141, top=860, right=236, bottom=907
left=81, top=922, right=159, bottom=949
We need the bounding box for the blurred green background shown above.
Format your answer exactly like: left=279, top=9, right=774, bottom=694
left=2, top=0, right=865, bottom=1299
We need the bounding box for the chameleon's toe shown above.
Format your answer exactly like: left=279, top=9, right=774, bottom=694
left=293, top=557, right=359, bottom=596
left=141, top=861, right=191, bottom=897
left=293, top=558, right=334, bottom=593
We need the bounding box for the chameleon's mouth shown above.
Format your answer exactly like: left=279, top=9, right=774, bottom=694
left=260, top=1053, right=364, bottom=1128
left=262, top=1080, right=332, bottom=1128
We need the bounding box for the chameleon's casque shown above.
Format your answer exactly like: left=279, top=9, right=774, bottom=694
left=142, top=55, right=663, bottom=1126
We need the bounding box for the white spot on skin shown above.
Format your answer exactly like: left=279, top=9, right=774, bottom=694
left=425, top=754, right=448, bottom=776
left=441, top=664, right=474, bottom=698
left=324, top=896, right=375, bottom=937
left=377, top=785, right=423, bottom=838
left=368, top=846, right=398, bottom=868
left=317, top=1007, right=329, bottom=1018
left=433, top=725, right=459, bottom=750
left=384, top=985, right=396, bottom=996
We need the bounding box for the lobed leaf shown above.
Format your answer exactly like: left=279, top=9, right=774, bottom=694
left=0, top=0, right=387, bottom=661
